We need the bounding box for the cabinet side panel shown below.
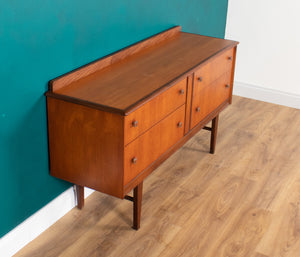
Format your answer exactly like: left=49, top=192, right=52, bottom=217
left=47, top=97, right=124, bottom=198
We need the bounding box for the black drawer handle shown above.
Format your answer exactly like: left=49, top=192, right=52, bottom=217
left=177, top=122, right=183, bottom=128
left=196, top=107, right=200, bottom=112
left=198, top=76, right=203, bottom=82
left=179, top=89, right=185, bottom=95
left=225, top=84, right=230, bottom=88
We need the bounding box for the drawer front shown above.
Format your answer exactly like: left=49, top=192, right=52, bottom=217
left=193, top=48, right=234, bottom=97
left=191, top=71, right=231, bottom=129
left=124, top=104, right=185, bottom=184
left=124, top=78, right=187, bottom=145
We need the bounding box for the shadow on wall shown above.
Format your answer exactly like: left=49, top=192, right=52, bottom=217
left=1, top=94, right=70, bottom=235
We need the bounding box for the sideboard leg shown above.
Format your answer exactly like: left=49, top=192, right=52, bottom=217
left=133, top=182, right=143, bottom=230
left=76, top=185, right=84, bottom=209
left=210, top=115, right=219, bottom=154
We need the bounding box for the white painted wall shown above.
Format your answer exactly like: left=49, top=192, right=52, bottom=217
left=226, top=0, right=300, bottom=108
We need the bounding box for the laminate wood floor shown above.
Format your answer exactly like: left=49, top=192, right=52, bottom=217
left=15, top=96, right=300, bottom=257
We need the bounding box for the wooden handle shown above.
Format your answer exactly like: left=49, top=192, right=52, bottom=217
left=132, top=120, right=138, bottom=127
left=177, top=122, right=183, bottom=128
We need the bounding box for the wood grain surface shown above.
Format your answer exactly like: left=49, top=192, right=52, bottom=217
left=50, top=32, right=237, bottom=114
left=191, top=71, right=231, bottom=128
left=124, top=104, right=185, bottom=185
left=193, top=47, right=233, bottom=92
left=184, top=74, right=193, bottom=134
left=47, top=97, right=124, bottom=198
left=16, top=96, right=300, bottom=257
left=50, top=26, right=181, bottom=92
left=124, top=78, right=186, bottom=145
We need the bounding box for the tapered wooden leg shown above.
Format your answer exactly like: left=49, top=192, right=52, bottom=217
left=210, top=115, right=219, bottom=154
left=76, top=185, right=84, bottom=209
left=133, top=182, right=143, bottom=230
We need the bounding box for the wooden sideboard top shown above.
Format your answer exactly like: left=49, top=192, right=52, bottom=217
left=46, top=26, right=238, bottom=115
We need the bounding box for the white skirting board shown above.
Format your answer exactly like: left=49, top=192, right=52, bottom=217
left=0, top=187, right=94, bottom=257
left=233, top=81, right=300, bottom=109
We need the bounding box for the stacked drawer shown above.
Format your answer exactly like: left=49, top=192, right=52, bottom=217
left=123, top=78, right=187, bottom=184
left=191, top=48, right=234, bottom=128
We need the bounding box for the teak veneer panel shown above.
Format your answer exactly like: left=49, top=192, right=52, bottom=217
left=184, top=74, right=193, bottom=134
left=193, top=47, right=234, bottom=96
left=48, top=29, right=237, bottom=114
left=124, top=105, right=185, bottom=184
left=49, top=26, right=181, bottom=92
left=47, top=97, right=124, bottom=198
left=191, top=71, right=232, bottom=129
left=124, top=78, right=187, bottom=145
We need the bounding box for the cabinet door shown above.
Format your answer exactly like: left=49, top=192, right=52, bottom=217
left=191, top=71, right=231, bottom=129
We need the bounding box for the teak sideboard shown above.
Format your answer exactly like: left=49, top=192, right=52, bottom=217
left=45, top=26, right=238, bottom=230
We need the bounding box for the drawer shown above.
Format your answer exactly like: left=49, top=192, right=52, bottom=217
left=124, top=78, right=187, bottom=145
left=193, top=47, right=234, bottom=97
left=191, top=71, right=231, bottom=129
left=124, top=104, right=185, bottom=184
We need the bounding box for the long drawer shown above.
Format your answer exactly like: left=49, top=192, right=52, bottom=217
left=191, top=71, right=232, bottom=129
left=124, top=104, right=185, bottom=184
left=124, top=78, right=187, bottom=145
left=193, top=48, right=234, bottom=97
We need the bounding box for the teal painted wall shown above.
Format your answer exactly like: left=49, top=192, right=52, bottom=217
left=0, top=0, right=228, bottom=237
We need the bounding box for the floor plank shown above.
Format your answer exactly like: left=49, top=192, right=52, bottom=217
left=15, top=96, right=300, bottom=257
